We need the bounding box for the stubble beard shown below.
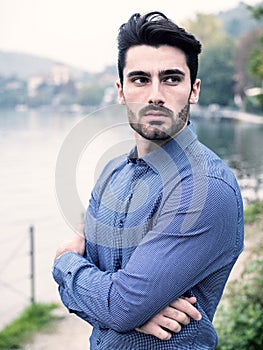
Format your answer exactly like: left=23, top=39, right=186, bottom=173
left=127, top=103, right=190, bottom=141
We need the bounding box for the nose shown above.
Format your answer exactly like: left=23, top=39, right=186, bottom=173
left=148, top=81, right=165, bottom=106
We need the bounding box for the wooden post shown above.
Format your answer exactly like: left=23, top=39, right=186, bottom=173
left=29, top=225, right=35, bottom=304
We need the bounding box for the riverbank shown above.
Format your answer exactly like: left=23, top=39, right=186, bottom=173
left=22, top=204, right=263, bottom=350
left=192, top=104, right=263, bottom=124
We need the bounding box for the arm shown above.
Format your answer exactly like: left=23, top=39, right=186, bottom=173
left=53, top=177, right=240, bottom=332
left=54, top=235, right=201, bottom=338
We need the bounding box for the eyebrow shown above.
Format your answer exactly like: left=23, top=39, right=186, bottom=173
left=159, top=69, right=185, bottom=77
left=127, top=71, right=151, bottom=78
left=127, top=69, right=185, bottom=78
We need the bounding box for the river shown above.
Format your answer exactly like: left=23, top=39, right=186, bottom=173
left=0, top=106, right=262, bottom=330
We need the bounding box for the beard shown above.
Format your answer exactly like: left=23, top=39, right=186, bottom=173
left=127, top=103, right=190, bottom=141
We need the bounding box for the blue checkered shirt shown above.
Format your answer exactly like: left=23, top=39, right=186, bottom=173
left=53, top=122, right=244, bottom=349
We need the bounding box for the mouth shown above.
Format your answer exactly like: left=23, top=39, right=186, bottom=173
left=143, top=111, right=169, bottom=124
left=145, top=110, right=167, bottom=117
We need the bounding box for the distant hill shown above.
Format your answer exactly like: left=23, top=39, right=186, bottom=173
left=0, top=50, right=84, bottom=80
left=217, top=1, right=263, bottom=38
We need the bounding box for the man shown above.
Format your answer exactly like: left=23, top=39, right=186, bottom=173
left=53, top=12, right=244, bottom=349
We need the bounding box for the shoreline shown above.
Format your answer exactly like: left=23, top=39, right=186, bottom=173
left=191, top=104, right=263, bottom=124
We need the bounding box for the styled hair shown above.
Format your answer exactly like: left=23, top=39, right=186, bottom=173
left=117, top=11, right=202, bottom=87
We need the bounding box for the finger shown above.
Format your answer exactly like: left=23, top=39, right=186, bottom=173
left=170, top=298, right=202, bottom=321
left=157, top=314, right=182, bottom=333
left=184, top=296, right=197, bottom=304
left=136, top=322, right=172, bottom=341
left=162, top=306, right=190, bottom=326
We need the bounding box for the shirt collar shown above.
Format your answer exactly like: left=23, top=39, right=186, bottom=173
left=127, top=121, right=197, bottom=173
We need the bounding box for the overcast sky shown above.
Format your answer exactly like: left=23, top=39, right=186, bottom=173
left=0, top=0, right=260, bottom=72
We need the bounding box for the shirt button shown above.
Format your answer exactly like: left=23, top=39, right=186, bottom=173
left=118, top=220, right=123, bottom=228
left=116, top=261, right=121, bottom=269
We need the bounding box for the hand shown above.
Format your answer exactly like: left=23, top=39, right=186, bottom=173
left=135, top=297, right=201, bottom=340
left=54, top=229, right=85, bottom=262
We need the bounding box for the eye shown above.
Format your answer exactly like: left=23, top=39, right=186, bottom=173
left=131, top=76, right=150, bottom=85
left=163, top=75, right=183, bottom=85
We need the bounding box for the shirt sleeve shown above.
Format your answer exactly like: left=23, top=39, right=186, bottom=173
left=53, top=176, right=243, bottom=332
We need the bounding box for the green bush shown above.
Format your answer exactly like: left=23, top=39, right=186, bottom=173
left=216, top=258, right=263, bottom=349
left=215, top=202, right=263, bottom=349
left=244, top=200, right=263, bottom=224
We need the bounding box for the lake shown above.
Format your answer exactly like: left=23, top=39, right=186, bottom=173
left=0, top=105, right=263, bottom=329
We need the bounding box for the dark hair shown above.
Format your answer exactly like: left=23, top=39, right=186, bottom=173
left=117, top=11, right=202, bottom=87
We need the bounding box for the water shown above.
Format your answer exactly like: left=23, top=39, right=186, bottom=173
left=0, top=106, right=262, bottom=330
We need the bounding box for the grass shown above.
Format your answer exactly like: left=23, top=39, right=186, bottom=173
left=244, top=200, right=263, bottom=224
left=0, top=303, right=59, bottom=349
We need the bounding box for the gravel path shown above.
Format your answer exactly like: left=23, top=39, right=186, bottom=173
left=23, top=306, right=92, bottom=350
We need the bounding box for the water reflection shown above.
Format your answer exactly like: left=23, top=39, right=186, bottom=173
left=193, top=117, right=263, bottom=205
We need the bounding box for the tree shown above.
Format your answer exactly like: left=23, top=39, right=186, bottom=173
left=247, top=2, right=263, bottom=20
left=76, top=84, right=104, bottom=106
left=183, top=14, right=235, bottom=106
left=233, top=29, right=262, bottom=100
left=183, top=13, right=225, bottom=47
left=245, top=3, right=263, bottom=111
left=248, top=34, right=263, bottom=80
left=198, top=39, right=235, bottom=106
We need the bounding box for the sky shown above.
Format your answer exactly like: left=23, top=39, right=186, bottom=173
left=0, top=0, right=260, bottom=72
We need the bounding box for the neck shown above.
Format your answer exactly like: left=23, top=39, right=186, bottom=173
left=134, top=132, right=168, bottom=158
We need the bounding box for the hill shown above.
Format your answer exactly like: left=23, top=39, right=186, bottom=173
left=0, top=51, right=84, bottom=80
left=217, top=1, right=263, bottom=38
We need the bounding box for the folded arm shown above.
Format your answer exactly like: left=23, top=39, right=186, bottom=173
left=54, top=233, right=201, bottom=339
left=53, top=177, right=238, bottom=332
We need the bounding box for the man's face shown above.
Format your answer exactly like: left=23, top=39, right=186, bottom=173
left=116, top=45, right=200, bottom=141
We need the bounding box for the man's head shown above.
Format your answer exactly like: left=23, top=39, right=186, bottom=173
left=116, top=11, right=202, bottom=144
left=117, top=12, right=202, bottom=88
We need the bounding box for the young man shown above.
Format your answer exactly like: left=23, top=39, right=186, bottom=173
left=53, top=12, right=244, bottom=349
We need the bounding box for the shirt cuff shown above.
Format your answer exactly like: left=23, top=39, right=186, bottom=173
left=52, top=251, right=87, bottom=287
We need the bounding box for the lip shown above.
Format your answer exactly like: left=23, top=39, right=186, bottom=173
left=144, top=111, right=168, bottom=118
left=143, top=112, right=168, bottom=123
left=145, top=110, right=167, bottom=116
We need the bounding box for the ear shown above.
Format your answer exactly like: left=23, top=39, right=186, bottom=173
left=116, top=80, right=125, bottom=105
left=189, top=79, right=201, bottom=104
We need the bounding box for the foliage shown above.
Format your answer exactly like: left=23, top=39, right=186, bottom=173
left=247, top=2, right=263, bottom=21
left=233, top=29, right=262, bottom=99
left=184, top=4, right=263, bottom=109
left=244, top=200, right=263, bottom=224
left=198, top=38, right=235, bottom=106
left=183, top=14, right=235, bottom=106
left=215, top=201, right=263, bottom=349
left=76, top=84, right=105, bottom=106
left=248, top=33, right=263, bottom=81
left=183, top=14, right=224, bottom=47
left=215, top=258, right=263, bottom=349
left=0, top=303, right=59, bottom=349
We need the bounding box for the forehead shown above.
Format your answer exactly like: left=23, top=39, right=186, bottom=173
left=124, top=44, right=189, bottom=74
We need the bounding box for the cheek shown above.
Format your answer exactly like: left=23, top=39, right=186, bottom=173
left=123, top=88, right=143, bottom=104
left=126, top=102, right=145, bottom=117
left=167, top=89, right=191, bottom=108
